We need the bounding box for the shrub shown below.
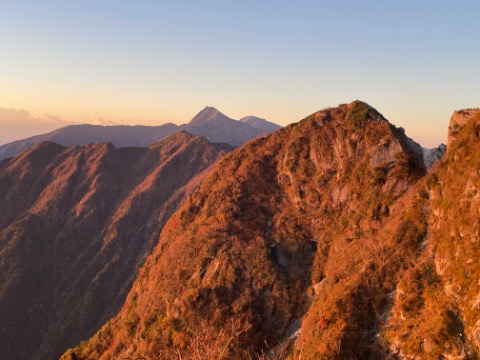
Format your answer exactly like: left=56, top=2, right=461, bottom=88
left=346, top=101, right=370, bottom=127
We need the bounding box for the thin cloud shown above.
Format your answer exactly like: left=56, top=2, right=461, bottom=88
left=89, top=116, right=116, bottom=126
left=0, top=108, right=70, bottom=145
left=0, top=108, right=69, bottom=125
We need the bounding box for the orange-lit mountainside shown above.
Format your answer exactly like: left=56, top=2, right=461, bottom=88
left=0, top=132, right=231, bottom=360
left=61, top=101, right=480, bottom=359
left=0, top=107, right=280, bottom=160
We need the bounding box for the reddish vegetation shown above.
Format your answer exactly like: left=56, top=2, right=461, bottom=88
left=380, top=108, right=480, bottom=358
left=63, top=101, right=435, bottom=359
left=0, top=131, right=230, bottom=360
left=5, top=101, right=480, bottom=360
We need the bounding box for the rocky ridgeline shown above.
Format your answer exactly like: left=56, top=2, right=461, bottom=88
left=63, top=101, right=443, bottom=359
left=448, top=108, right=480, bottom=147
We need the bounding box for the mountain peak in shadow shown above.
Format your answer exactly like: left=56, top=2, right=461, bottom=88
left=0, top=132, right=231, bottom=360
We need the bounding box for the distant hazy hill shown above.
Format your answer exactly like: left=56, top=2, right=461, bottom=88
left=0, top=108, right=281, bottom=159
left=181, top=107, right=271, bottom=146
left=239, top=115, right=282, bottom=133
left=422, top=143, right=446, bottom=169
left=0, top=132, right=231, bottom=360
left=0, top=123, right=179, bottom=160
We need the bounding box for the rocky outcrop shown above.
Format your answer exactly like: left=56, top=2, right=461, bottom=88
left=375, top=108, right=480, bottom=359
left=447, top=108, right=480, bottom=147
left=422, top=143, right=446, bottom=169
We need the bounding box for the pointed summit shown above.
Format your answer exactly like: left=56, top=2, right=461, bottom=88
left=183, top=106, right=275, bottom=146
left=188, top=106, right=233, bottom=125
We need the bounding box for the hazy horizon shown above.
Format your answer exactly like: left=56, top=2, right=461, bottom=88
left=1, top=1, right=479, bottom=147
left=0, top=102, right=454, bottom=148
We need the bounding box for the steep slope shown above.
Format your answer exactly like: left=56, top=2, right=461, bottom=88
left=240, top=115, right=282, bottom=133
left=182, top=107, right=271, bottom=146
left=64, top=101, right=430, bottom=359
left=378, top=108, right=480, bottom=359
left=428, top=108, right=480, bottom=356
left=0, top=132, right=231, bottom=360
left=422, top=143, right=446, bottom=169
left=187, top=106, right=233, bottom=125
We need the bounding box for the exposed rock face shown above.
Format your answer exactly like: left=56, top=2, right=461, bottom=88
left=64, top=101, right=431, bottom=359
left=447, top=108, right=480, bottom=147
left=365, top=108, right=480, bottom=359
left=0, top=132, right=230, bottom=360
left=422, top=143, right=446, bottom=169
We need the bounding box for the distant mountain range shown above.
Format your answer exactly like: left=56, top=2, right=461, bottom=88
left=0, top=107, right=282, bottom=159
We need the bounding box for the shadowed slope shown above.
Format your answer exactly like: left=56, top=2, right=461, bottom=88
left=376, top=109, right=480, bottom=358
left=0, top=132, right=231, bottom=360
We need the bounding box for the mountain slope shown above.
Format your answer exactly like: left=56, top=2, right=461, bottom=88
left=0, top=132, right=231, bottom=360
left=0, top=123, right=180, bottom=160
left=64, top=101, right=432, bottom=359
left=187, top=106, right=233, bottom=125
left=378, top=108, right=480, bottom=358
left=182, top=107, right=270, bottom=146
left=0, top=108, right=281, bottom=160
left=422, top=143, right=446, bottom=169
left=240, top=115, right=282, bottom=133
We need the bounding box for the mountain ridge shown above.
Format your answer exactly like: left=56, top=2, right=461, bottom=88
left=181, top=107, right=272, bottom=146
left=0, top=108, right=281, bottom=159
left=239, top=115, right=282, bottom=133
left=187, top=106, right=231, bottom=125
left=0, top=132, right=231, bottom=360
left=63, top=100, right=436, bottom=359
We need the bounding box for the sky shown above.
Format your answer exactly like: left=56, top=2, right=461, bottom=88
left=0, top=0, right=479, bottom=147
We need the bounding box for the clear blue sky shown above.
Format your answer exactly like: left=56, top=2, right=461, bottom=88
left=0, top=0, right=479, bottom=146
